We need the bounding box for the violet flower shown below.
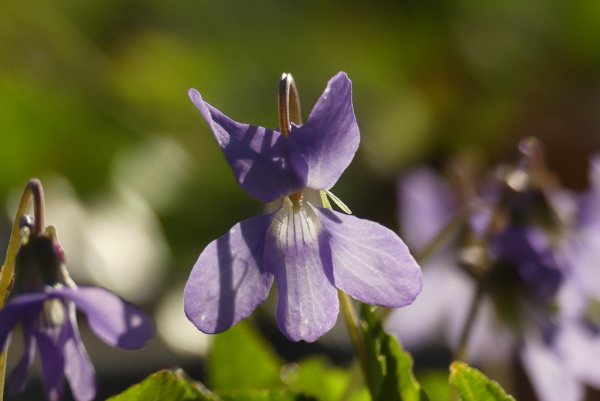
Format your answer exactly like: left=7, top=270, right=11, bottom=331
left=521, top=156, right=600, bottom=401
left=0, top=221, right=153, bottom=401
left=184, top=72, right=422, bottom=342
left=388, top=164, right=569, bottom=392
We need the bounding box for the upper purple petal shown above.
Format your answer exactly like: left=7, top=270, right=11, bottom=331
left=289, top=72, right=359, bottom=190
left=56, top=287, right=154, bottom=351
left=316, top=208, right=422, bottom=307
left=63, top=310, right=97, bottom=401
left=0, top=292, right=48, bottom=350
left=264, top=201, right=338, bottom=342
left=184, top=214, right=275, bottom=334
left=189, top=89, right=308, bottom=202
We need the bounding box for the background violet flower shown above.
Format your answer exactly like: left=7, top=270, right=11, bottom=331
left=0, top=223, right=154, bottom=401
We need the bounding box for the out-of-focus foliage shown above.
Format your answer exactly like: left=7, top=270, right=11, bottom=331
left=208, top=321, right=369, bottom=401
left=209, top=322, right=283, bottom=392
left=449, top=362, right=516, bottom=401
left=107, top=370, right=214, bottom=401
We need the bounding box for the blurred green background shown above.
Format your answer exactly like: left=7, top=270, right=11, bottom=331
left=3, top=0, right=600, bottom=399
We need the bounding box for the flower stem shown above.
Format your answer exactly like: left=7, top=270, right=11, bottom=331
left=0, top=179, right=44, bottom=400
left=278, top=73, right=302, bottom=138
left=414, top=206, right=471, bottom=264
left=455, top=282, right=484, bottom=362
left=338, top=290, right=370, bottom=394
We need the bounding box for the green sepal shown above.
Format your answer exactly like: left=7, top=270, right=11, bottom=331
left=449, top=361, right=516, bottom=401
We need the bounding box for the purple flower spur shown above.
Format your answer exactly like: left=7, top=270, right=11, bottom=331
left=184, top=72, right=422, bottom=342
left=0, top=221, right=153, bottom=401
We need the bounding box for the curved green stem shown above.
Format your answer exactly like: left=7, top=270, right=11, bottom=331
left=0, top=178, right=44, bottom=400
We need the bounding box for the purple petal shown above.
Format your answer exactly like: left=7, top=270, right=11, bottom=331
left=0, top=292, right=48, bottom=350
left=555, top=323, right=600, bottom=388
left=34, top=329, right=66, bottom=401
left=264, top=200, right=338, bottom=342
left=521, top=336, right=583, bottom=401
left=564, top=230, right=600, bottom=297
left=188, top=89, right=308, bottom=202
left=385, top=257, right=472, bottom=351
left=56, top=287, right=154, bottom=350
left=63, top=309, right=97, bottom=401
left=578, top=156, right=600, bottom=228
left=397, top=167, right=457, bottom=252
left=289, top=72, right=359, bottom=190
left=489, top=227, right=562, bottom=302
left=316, top=208, right=422, bottom=307
left=184, top=214, right=275, bottom=334
left=8, top=313, right=37, bottom=394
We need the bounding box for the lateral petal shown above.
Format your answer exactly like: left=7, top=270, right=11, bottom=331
left=8, top=313, right=37, bottom=394
left=264, top=199, right=338, bottom=342
left=56, top=287, right=154, bottom=350
left=0, top=292, right=47, bottom=350
left=189, top=89, right=308, bottom=202
left=316, top=208, right=422, bottom=307
left=63, top=307, right=97, bottom=401
left=34, top=329, right=66, bottom=401
left=184, top=214, right=275, bottom=334
left=289, top=72, right=359, bottom=190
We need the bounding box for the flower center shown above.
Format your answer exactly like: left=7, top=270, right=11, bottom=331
left=38, top=298, right=66, bottom=329
left=288, top=191, right=303, bottom=212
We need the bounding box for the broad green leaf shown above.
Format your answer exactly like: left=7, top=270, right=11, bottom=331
left=220, top=389, right=318, bottom=401
left=417, top=370, right=451, bottom=401
left=360, top=304, right=428, bottom=401
left=449, top=362, right=516, bottom=401
left=209, top=320, right=283, bottom=392
left=284, top=357, right=370, bottom=401
left=107, top=369, right=216, bottom=401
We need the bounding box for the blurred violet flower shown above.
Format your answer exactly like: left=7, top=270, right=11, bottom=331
left=0, top=221, right=153, bottom=401
left=521, top=156, right=600, bottom=401
left=386, top=166, right=515, bottom=360
left=386, top=162, right=584, bottom=400
left=184, top=72, right=422, bottom=342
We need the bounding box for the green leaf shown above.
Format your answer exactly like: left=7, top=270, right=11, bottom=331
left=360, top=304, right=428, bottom=401
left=449, top=361, right=516, bottom=401
left=220, top=389, right=318, bottom=401
left=416, top=370, right=451, bottom=401
left=284, top=357, right=369, bottom=401
left=360, top=304, right=386, bottom=398
left=209, top=320, right=283, bottom=392
left=107, top=369, right=216, bottom=401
